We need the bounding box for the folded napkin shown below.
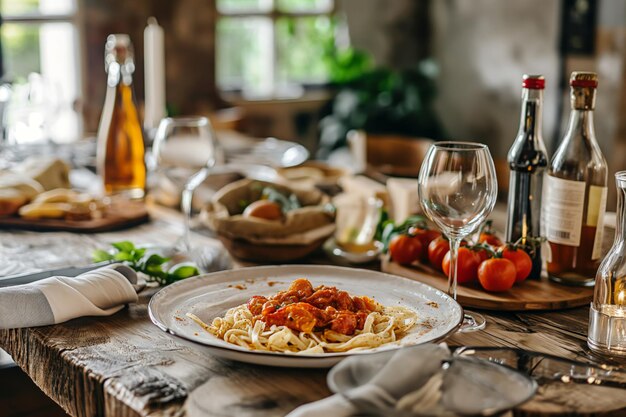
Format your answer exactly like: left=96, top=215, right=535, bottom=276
left=287, top=344, right=449, bottom=417
left=288, top=343, right=534, bottom=417
left=0, top=264, right=138, bottom=329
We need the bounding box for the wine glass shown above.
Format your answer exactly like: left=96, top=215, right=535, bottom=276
left=417, top=141, right=498, bottom=332
left=152, top=116, right=217, bottom=251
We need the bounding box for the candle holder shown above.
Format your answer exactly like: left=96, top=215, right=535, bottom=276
left=588, top=171, right=626, bottom=357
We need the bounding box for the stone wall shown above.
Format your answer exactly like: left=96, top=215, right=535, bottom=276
left=431, top=0, right=561, bottom=158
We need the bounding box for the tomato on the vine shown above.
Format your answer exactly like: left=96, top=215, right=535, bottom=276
left=500, top=246, right=532, bottom=283
left=477, top=258, right=516, bottom=292
left=478, top=220, right=503, bottom=247
left=472, top=245, right=492, bottom=264
left=428, top=236, right=449, bottom=271
left=409, top=226, right=441, bottom=260
left=389, top=234, right=423, bottom=265
left=441, top=247, right=480, bottom=284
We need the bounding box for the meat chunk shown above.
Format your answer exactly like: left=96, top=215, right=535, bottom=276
left=247, top=296, right=268, bottom=315
left=264, top=302, right=327, bottom=333
left=329, top=311, right=358, bottom=335
left=287, top=278, right=314, bottom=298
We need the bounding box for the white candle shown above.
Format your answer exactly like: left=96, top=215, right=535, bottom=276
left=144, top=17, right=166, bottom=131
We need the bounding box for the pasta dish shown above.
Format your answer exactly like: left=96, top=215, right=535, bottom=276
left=187, top=278, right=417, bottom=354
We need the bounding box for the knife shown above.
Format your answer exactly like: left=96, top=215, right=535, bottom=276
left=0, top=261, right=116, bottom=288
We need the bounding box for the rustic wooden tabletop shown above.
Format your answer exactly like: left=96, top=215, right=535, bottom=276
left=0, top=205, right=624, bottom=417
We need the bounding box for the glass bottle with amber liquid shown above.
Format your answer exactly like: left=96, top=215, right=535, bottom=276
left=97, top=34, right=146, bottom=198
left=544, top=72, right=608, bottom=286
left=505, top=75, right=548, bottom=280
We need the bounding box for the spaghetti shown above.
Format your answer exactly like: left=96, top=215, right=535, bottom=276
left=187, top=278, right=417, bottom=354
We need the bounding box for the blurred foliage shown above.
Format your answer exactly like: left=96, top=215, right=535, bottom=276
left=1, top=23, right=40, bottom=81
left=324, top=46, right=372, bottom=85
left=217, top=0, right=269, bottom=13
left=276, top=16, right=334, bottom=83
left=317, top=59, right=446, bottom=158
left=277, top=0, right=332, bottom=12
left=1, top=0, right=40, bottom=15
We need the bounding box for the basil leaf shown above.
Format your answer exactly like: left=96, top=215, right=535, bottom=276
left=111, top=241, right=135, bottom=253
left=92, top=249, right=114, bottom=263
left=144, top=253, right=170, bottom=267
left=132, top=248, right=146, bottom=261
left=168, top=264, right=199, bottom=280
left=113, top=252, right=133, bottom=261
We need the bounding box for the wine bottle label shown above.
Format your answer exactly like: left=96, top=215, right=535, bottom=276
left=588, top=185, right=607, bottom=260
left=544, top=175, right=586, bottom=246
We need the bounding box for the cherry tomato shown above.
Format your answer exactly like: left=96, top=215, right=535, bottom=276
left=409, top=226, right=442, bottom=260
left=442, top=247, right=480, bottom=284
left=500, top=246, right=533, bottom=283
left=479, top=233, right=503, bottom=247
left=478, top=258, right=516, bottom=292
left=478, top=220, right=503, bottom=247
left=428, top=237, right=449, bottom=271
left=472, top=246, right=492, bottom=264
left=389, top=234, right=423, bottom=265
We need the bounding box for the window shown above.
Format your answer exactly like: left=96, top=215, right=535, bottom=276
left=1, top=0, right=81, bottom=143
left=216, top=0, right=337, bottom=99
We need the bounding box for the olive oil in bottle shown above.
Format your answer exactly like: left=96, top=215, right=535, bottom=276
left=97, top=34, right=146, bottom=198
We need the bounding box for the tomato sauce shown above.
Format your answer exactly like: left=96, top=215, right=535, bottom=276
left=246, top=278, right=380, bottom=335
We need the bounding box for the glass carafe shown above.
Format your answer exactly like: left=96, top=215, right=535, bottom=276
left=587, top=171, right=626, bottom=357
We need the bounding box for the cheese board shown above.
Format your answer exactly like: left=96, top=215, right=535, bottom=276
left=382, top=257, right=594, bottom=311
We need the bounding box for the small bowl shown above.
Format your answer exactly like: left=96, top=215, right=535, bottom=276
left=323, top=237, right=382, bottom=265
left=202, top=179, right=336, bottom=262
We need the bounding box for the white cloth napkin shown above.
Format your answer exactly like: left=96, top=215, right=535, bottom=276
left=0, top=264, right=138, bottom=329
left=287, top=344, right=450, bottom=417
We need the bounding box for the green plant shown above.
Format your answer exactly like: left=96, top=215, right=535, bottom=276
left=93, top=241, right=199, bottom=286
left=317, top=60, right=446, bottom=158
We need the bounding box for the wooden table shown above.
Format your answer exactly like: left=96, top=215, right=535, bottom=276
left=0, top=206, right=624, bottom=417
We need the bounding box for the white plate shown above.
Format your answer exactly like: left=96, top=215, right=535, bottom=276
left=224, top=137, right=309, bottom=168
left=149, top=265, right=463, bottom=368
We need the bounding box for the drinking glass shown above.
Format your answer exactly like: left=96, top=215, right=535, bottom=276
left=152, top=116, right=217, bottom=250
left=417, top=142, right=498, bottom=332
left=334, top=194, right=383, bottom=253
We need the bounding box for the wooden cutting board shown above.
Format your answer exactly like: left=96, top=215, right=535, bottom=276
left=382, top=257, right=594, bottom=311
left=0, top=201, right=150, bottom=233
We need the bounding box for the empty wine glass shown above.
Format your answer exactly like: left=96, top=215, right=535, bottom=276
left=152, top=116, right=216, bottom=251
left=417, top=141, right=498, bottom=332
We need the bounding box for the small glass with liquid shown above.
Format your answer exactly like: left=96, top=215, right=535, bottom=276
left=333, top=194, right=383, bottom=254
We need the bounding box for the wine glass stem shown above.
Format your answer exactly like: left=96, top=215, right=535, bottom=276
left=448, top=238, right=461, bottom=300
left=180, top=167, right=212, bottom=253
left=181, top=187, right=194, bottom=252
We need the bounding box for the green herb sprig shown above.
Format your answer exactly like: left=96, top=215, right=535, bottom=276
left=93, top=241, right=199, bottom=286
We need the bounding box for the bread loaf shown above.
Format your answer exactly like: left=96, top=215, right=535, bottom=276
left=12, top=157, right=70, bottom=191
left=18, top=202, right=71, bottom=219
left=0, top=188, right=28, bottom=216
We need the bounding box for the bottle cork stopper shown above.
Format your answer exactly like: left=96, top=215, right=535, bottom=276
left=570, top=71, right=598, bottom=88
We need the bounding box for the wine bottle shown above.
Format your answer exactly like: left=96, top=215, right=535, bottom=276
left=505, top=75, right=548, bottom=279
left=96, top=34, right=146, bottom=198
left=544, top=72, right=608, bottom=286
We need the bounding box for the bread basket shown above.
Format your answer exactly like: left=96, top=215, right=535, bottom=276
left=202, top=179, right=335, bottom=262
